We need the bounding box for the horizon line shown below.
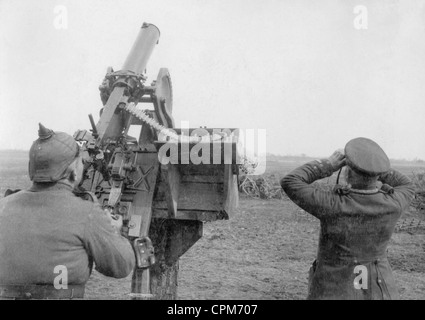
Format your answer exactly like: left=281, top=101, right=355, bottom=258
left=0, top=148, right=424, bottom=163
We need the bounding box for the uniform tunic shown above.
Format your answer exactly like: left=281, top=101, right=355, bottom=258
left=281, top=160, right=415, bottom=300
left=0, top=182, right=135, bottom=286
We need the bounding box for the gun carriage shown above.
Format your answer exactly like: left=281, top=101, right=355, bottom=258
left=73, top=23, right=239, bottom=299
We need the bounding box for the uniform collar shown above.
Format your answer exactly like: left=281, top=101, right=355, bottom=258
left=29, top=180, right=74, bottom=193
left=333, top=184, right=379, bottom=195
left=349, top=187, right=379, bottom=195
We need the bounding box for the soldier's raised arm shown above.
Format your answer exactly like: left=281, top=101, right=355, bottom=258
left=280, top=150, right=345, bottom=217
left=378, top=169, right=415, bottom=210
left=83, top=203, right=135, bottom=279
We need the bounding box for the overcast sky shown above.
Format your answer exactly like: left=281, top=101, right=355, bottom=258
left=1, top=0, right=425, bottom=160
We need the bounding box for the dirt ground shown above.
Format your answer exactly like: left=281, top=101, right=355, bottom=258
left=84, top=195, right=425, bottom=300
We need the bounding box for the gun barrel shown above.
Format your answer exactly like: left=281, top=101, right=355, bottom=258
left=122, top=22, right=160, bottom=74
left=88, top=114, right=98, bottom=136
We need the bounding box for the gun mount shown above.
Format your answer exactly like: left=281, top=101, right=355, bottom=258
left=74, top=23, right=239, bottom=299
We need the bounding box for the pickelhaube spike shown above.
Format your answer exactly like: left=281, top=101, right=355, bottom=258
left=38, top=123, right=54, bottom=140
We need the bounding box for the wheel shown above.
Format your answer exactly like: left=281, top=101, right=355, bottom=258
left=243, top=182, right=260, bottom=198
left=271, top=187, right=284, bottom=199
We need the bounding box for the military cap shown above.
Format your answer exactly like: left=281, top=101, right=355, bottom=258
left=29, top=123, right=80, bottom=182
left=344, top=137, right=390, bottom=176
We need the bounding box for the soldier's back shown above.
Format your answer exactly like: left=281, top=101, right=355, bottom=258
left=0, top=182, right=97, bottom=286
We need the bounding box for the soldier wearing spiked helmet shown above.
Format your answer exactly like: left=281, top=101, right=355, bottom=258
left=0, top=124, right=135, bottom=299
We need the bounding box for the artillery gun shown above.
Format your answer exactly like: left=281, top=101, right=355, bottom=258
left=73, top=23, right=239, bottom=299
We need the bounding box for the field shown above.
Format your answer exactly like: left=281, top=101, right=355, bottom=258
left=1, top=151, right=424, bottom=300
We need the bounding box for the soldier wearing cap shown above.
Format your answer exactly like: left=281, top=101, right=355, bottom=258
left=281, top=137, right=415, bottom=300
left=0, top=124, right=135, bottom=299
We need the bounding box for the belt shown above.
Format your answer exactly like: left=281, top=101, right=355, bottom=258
left=0, top=284, right=85, bottom=300
left=318, top=254, right=388, bottom=266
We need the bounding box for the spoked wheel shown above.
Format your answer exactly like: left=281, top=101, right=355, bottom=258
left=242, top=182, right=260, bottom=198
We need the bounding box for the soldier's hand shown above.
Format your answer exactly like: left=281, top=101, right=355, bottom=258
left=110, top=214, right=123, bottom=231
left=104, top=208, right=123, bottom=231
left=328, top=149, right=346, bottom=171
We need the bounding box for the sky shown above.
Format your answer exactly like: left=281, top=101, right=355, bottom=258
left=1, top=0, right=425, bottom=160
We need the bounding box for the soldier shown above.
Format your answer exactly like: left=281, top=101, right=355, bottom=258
left=281, top=137, right=415, bottom=300
left=0, top=124, right=135, bottom=299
